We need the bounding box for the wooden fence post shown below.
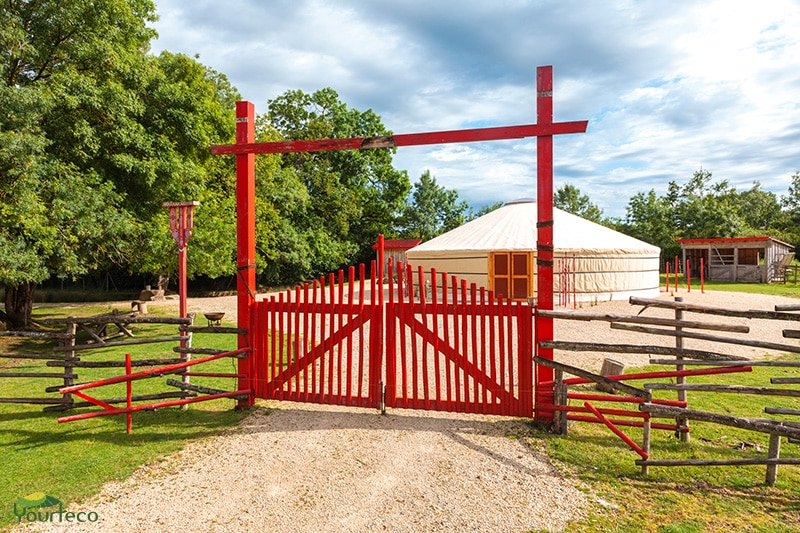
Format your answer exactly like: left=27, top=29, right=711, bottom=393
left=674, top=297, right=690, bottom=442
left=766, top=433, right=781, bottom=486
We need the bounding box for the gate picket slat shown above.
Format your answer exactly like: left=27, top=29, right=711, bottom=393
left=470, top=284, right=479, bottom=408
left=499, top=295, right=508, bottom=413
left=449, top=276, right=460, bottom=409
left=441, top=272, right=452, bottom=407
left=480, top=286, right=488, bottom=413
left=398, top=263, right=409, bottom=402
left=327, top=273, right=335, bottom=401
left=318, top=276, right=327, bottom=398
left=337, top=269, right=345, bottom=402
left=488, top=291, right=498, bottom=415
left=431, top=269, right=441, bottom=404
left=420, top=266, right=431, bottom=409
left=310, top=279, right=318, bottom=398
left=346, top=267, right=355, bottom=402
left=409, top=264, right=419, bottom=404
left=366, top=258, right=376, bottom=398
left=302, top=283, right=309, bottom=401
left=506, top=298, right=516, bottom=415
left=456, top=279, right=469, bottom=411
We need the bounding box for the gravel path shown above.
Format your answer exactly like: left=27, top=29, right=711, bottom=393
left=16, top=289, right=799, bottom=532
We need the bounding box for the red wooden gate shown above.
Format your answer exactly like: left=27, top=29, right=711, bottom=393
left=251, top=244, right=533, bottom=417
left=252, top=264, right=383, bottom=408
left=385, top=262, right=533, bottom=416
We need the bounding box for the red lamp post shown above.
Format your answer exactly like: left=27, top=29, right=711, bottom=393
left=162, top=201, right=199, bottom=320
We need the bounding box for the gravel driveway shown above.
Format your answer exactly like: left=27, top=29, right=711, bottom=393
left=16, top=288, right=799, bottom=532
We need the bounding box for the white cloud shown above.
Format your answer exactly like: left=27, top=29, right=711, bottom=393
left=151, top=0, right=800, bottom=217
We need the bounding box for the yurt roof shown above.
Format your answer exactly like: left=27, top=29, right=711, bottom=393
left=407, top=199, right=660, bottom=256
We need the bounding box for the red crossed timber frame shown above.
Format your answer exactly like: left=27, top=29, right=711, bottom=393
left=210, top=65, right=588, bottom=421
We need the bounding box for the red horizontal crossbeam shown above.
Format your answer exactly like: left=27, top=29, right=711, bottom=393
left=59, top=348, right=250, bottom=394
left=210, top=121, right=589, bottom=156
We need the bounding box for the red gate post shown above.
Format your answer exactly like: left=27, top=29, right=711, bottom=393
left=162, top=201, right=199, bottom=345
left=534, top=66, right=556, bottom=423
left=236, top=101, right=257, bottom=408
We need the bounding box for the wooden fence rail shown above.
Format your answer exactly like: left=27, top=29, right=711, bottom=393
left=543, top=296, right=800, bottom=485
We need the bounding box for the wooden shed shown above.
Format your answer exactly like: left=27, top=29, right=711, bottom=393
left=677, top=236, right=794, bottom=283
left=373, top=239, right=422, bottom=278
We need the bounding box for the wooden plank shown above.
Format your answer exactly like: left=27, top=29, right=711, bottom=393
left=179, top=325, right=247, bottom=335
left=0, top=397, right=72, bottom=404
left=644, top=383, right=800, bottom=398
left=636, top=458, right=800, bottom=467
left=537, top=309, right=749, bottom=332
left=533, top=356, right=651, bottom=400
left=611, top=322, right=800, bottom=354
left=783, top=330, right=800, bottom=339
left=41, top=316, right=191, bottom=325
left=0, top=353, right=69, bottom=360
left=0, top=330, right=74, bottom=339
left=44, top=392, right=197, bottom=412
left=650, top=359, right=800, bottom=368
left=0, top=372, right=77, bottom=379
left=540, top=340, right=747, bottom=361
left=172, top=347, right=231, bottom=356
left=165, top=378, right=247, bottom=399
left=770, top=377, right=800, bottom=384
left=54, top=336, right=185, bottom=352
left=764, top=407, right=800, bottom=416
left=47, top=358, right=184, bottom=368
left=629, top=297, right=800, bottom=322
left=639, top=403, right=800, bottom=439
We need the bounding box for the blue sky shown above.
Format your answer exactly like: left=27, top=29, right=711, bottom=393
left=150, top=0, right=800, bottom=219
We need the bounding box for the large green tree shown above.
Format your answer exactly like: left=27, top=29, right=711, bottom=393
left=398, top=170, right=470, bottom=242
left=0, top=0, right=238, bottom=328
left=262, top=88, right=410, bottom=280
left=554, top=183, right=605, bottom=223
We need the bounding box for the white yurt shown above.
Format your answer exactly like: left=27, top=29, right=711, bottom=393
left=404, top=199, right=661, bottom=304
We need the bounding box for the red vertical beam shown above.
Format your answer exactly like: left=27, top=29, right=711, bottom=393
left=535, top=66, right=555, bottom=421
left=125, top=353, right=132, bottom=434
left=236, top=101, right=256, bottom=407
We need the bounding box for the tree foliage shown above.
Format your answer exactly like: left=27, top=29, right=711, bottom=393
left=0, top=0, right=238, bottom=328
left=398, top=170, right=470, bottom=242
left=615, top=169, right=800, bottom=264
left=259, top=88, right=410, bottom=283
left=554, top=183, right=604, bottom=223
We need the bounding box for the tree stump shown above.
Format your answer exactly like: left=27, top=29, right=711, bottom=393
left=597, top=358, right=625, bottom=393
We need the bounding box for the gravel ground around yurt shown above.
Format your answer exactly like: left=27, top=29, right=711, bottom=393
left=15, top=289, right=798, bottom=532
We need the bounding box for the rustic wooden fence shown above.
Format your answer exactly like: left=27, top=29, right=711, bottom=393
left=538, top=297, right=800, bottom=485
left=0, top=311, right=246, bottom=415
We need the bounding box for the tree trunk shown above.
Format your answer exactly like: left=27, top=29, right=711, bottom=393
left=2, top=282, right=36, bottom=330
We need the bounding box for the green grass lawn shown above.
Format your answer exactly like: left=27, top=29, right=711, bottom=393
left=3, top=289, right=800, bottom=531
left=0, top=305, right=253, bottom=529
left=661, top=274, right=800, bottom=299
left=533, top=356, right=800, bottom=532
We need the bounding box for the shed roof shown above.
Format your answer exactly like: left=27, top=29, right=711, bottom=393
left=372, top=239, right=422, bottom=250
left=677, top=236, right=793, bottom=249
left=407, top=200, right=659, bottom=256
